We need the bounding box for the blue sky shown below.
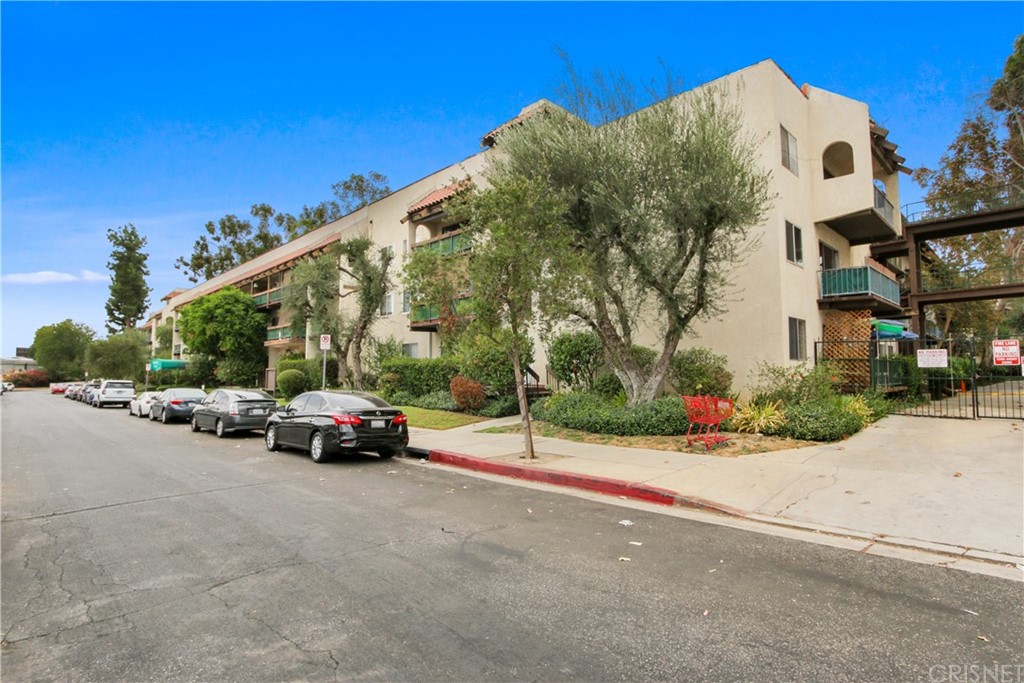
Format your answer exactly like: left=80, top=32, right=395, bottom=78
left=1, top=2, right=1020, bottom=356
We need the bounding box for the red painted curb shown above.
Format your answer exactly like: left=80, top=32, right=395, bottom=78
left=427, top=449, right=747, bottom=518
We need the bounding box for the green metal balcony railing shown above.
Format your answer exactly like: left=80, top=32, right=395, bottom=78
left=410, top=297, right=474, bottom=324
left=412, top=232, right=471, bottom=256
left=819, top=266, right=901, bottom=305
left=252, top=286, right=290, bottom=307
left=265, top=326, right=294, bottom=341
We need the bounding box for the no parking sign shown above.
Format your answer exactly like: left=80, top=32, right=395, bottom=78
left=992, top=339, right=1021, bottom=367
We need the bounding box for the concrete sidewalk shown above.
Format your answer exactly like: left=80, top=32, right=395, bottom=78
left=404, top=415, right=1024, bottom=571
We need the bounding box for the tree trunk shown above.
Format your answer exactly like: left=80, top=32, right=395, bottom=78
left=510, top=346, right=536, bottom=460
left=335, top=336, right=353, bottom=388
left=351, top=321, right=367, bottom=390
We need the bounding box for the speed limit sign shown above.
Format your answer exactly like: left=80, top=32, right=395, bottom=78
left=319, top=334, right=331, bottom=350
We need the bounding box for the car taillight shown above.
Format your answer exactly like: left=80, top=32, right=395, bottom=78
left=169, top=399, right=183, bottom=405
left=393, top=414, right=408, bottom=425
left=229, top=402, right=238, bottom=416
left=332, top=414, right=362, bottom=426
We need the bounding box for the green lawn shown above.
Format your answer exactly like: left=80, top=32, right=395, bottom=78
left=396, top=405, right=489, bottom=430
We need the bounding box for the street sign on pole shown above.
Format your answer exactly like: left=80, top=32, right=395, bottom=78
left=992, top=339, right=1021, bottom=367
left=319, top=335, right=331, bottom=389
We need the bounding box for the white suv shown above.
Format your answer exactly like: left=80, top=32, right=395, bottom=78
left=95, top=379, right=135, bottom=408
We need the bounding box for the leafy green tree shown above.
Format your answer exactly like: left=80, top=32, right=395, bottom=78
left=104, top=223, right=152, bottom=334
left=31, top=319, right=95, bottom=381
left=283, top=237, right=393, bottom=389
left=445, top=175, right=569, bottom=458
left=332, top=171, right=391, bottom=213
left=914, top=36, right=1024, bottom=336
left=175, top=204, right=283, bottom=283
left=155, top=319, right=174, bottom=356
left=86, top=330, right=149, bottom=381
left=177, top=287, right=267, bottom=385
left=491, top=66, right=772, bottom=405
left=547, top=330, right=603, bottom=390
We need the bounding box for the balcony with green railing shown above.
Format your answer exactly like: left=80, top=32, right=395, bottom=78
left=819, top=266, right=901, bottom=306
left=411, top=232, right=471, bottom=256
left=253, top=285, right=290, bottom=307
left=265, top=326, right=295, bottom=342
left=410, top=297, right=474, bottom=328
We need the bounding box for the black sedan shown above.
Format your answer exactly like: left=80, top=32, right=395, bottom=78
left=191, top=388, right=277, bottom=437
left=264, top=390, right=408, bottom=463
left=150, top=388, right=208, bottom=424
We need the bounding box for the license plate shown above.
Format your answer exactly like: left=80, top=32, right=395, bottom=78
left=371, top=419, right=385, bottom=429
left=252, top=409, right=266, bottom=415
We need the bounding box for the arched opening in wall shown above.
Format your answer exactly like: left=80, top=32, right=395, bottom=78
left=822, top=142, right=855, bottom=179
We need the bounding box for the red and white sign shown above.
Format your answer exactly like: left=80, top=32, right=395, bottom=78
left=992, top=339, right=1021, bottom=366
left=319, top=334, right=332, bottom=351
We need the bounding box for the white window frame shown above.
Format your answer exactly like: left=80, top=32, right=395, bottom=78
left=781, top=125, right=799, bottom=176
left=378, top=293, right=394, bottom=317
left=788, top=317, right=807, bottom=361
left=785, top=221, right=803, bottom=266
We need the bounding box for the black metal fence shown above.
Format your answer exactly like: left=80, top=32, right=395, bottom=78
left=815, top=335, right=1024, bottom=420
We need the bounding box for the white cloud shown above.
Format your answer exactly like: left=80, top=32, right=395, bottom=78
left=1, top=270, right=110, bottom=285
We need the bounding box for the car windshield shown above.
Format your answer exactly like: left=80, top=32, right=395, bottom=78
left=325, top=393, right=392, bottom=410
left=107, top=382, right=134, bottom=389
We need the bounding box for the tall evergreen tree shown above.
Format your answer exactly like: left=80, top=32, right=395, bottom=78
left=105, top=223, right=152, bottom=335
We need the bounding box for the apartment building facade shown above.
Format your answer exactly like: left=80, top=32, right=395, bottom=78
left=144, top=59, right=907, bottom=396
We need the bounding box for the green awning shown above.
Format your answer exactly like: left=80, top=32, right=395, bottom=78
left=149, top=359, right=188, bottom=371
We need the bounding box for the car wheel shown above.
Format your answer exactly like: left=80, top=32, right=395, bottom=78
left=310, top=432, right=329, bottom=463
left=149, top=409, right=157, bottom=421
left=215, top=419, right=226, bottom=438
left=265, top=425, right=280, bottom=452
left=191, top=416, right=201, bottom=432
left=378, top=447, right=396, bottom=459
left=161, top=410, right=169, bottom=424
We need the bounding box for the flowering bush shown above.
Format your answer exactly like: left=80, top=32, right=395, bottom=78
left=4, top=369, right=50, bottom=388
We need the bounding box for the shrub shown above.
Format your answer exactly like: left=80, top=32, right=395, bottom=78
left=670, top=347, right=733, bottom=397
left=782, top=399, right=864, bottom=442
left=450, top=375, right=486, bottom=411
left=547, top=331, right=603, bottom=390
left=749, top=361, right=838, bottom=407
left=537, top=391, right=689, bottom=436
left=278, top=357, right=338, bottom=390
left=387, top=390, right=418, bottom=406
left=593, top=372, right=624, bottom=399
left=456, top=332, right=533, bottom=396
left=276, top=369, right=309, bottom=399
left=839, top=394, right=873, bottom=429
left=860, top=390, right=890, bottom=422
left=380, top=357, right=459, bottom=397
left=731, top=400, right=786, bottom=435
left=479, top=395, right=522, bottom=418
left=409, top=390, right=459, bottom=412
left=5, top=368, right=50, bottom=387
left=183, top=354, right=218, bottom=387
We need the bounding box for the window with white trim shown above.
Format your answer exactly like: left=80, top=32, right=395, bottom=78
left=401, top=291, right=411, bottom=314
left=402, top=343, right=419, bottom=358
left=785, top=221, right=803, bottom=265
left=378, top=293, right=394, bottom=316
left=788, top=317, right=807, bottom=361
left=781, top=125, right=799, bottom=176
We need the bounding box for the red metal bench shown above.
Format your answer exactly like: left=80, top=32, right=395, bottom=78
left=681, top=395, right=734, bottom=451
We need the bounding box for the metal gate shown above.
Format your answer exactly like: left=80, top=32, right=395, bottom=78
left=815, top=335, right=1024, bottom=420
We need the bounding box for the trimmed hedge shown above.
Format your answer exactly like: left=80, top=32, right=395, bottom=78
left=479, top=394, right=522, bottom=418
left=407, top=390, right=459, bottom=411
left=278, top=357, right=338, bottom=390
left=276, top=369, right=309, bottom=399
left=782, top=399, right=864, bottom=441
left=531, top=392, right=689, bottom=436
left=379, top=357, right=460, bottom=397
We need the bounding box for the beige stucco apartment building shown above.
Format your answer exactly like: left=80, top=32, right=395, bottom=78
left=143, top=59, right=908, bottom=395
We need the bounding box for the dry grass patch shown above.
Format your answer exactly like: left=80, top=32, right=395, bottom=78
left=479, top=421, right=819, bottom=456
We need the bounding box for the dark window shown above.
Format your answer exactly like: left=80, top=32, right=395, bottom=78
left=304, top=395, right=326, bottom=412
left=786, top=221, right=803, bottom=265
left=781, top=126, right=799, bottom=175
left=819, top=242, right=839, bottom=271
left=789, top=318, right=807, bottom=361
left=288, top=394, right=310, bottom=412
left=327, top=393, right=392, bottom=410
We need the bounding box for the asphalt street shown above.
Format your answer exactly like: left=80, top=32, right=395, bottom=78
left=2, top=390, right=1022, bottom=682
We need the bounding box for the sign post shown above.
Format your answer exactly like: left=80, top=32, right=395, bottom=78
left=319, top=334, right=331, bottom=390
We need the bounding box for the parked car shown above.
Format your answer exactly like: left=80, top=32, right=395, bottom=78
left=150, top=388, right=207, bottom=423
left=129, top=391, right=163, bottom=418
left=64, top=383, right=83, bottom=400
left=95, top=379, right=135, bottom=408
left=3, top=382, right=15, bottom=393
left=191, top=388, right=278, bottom=438
left=264, top=390, right=408, bottom=463
left=50, top=383, right=67, bottom=394
left=80, top=379, right=101, bottom=403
